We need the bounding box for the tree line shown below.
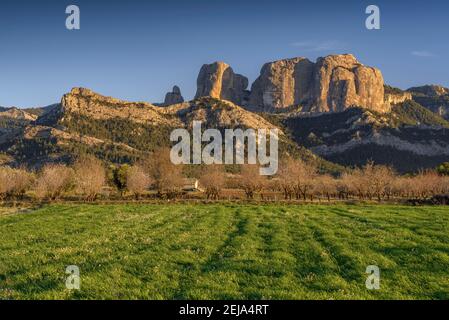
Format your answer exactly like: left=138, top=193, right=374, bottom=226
left=1, top=148, right=448, bottom=203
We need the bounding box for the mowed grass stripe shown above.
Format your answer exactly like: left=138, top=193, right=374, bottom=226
left=1, top=205, right=214, bottom=299
left=0, top=204, right=448, bottom=300
left=324, top=206, right=449, bottom=299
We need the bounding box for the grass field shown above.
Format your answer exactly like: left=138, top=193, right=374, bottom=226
left=0, top=204, right=448, bottom=300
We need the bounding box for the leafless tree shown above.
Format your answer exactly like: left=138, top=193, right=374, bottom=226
left=277, top=159, right=295, bottom=200
left=313, top=174, right=337, bottom=202
left=127, top=164, right=152, bottom=199
left=411, top=171, right=442, bottom=199
left=289, top=159, right=317, bottom=201
left=349, top=169, right=368, bottom=199
left=0, top=167, right=9, bottom=201
left=363, top=162, right=396, bottom=201
left=239, top=165, right=265, bottom=199
left=336, top=173, right=351, bottom=200
left=144, top=147, right=184, bottom=198
left=9, top=167, right=34, bottom=199
left=73, top=156, right=106, bottom=201
left=200, top=165, right=226, bottom=200
left=35, top=164, right=74, bottom=200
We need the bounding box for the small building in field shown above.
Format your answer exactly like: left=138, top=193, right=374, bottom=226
left=182, top=178, right=203, bottom=192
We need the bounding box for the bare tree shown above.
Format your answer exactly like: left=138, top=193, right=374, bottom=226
left=412, top=171, right=442, bottom=199
left=9, top=167, right=34, bottom=200
left=287, top=159, right=316, bottom=201
left=277, top=159, right=295, bottom=200
left=35, top=164, right=74, bottom=200
left=0, top=167, right=10, bottom=201
left=200, top=165, right=226, bottom=200
left=73, top=156, right=106, bottom=201
left=313, top=174, right=337, bottom=202
left=341, top=168, right=369, bottom=200
left=363, top=162, right=396, bottom=201
left=127, top=164, right=152, bottom=199
left=144, top=147, right=184, bottom=198
left=336, top=173, right=351, bottom=200
left=239, top=165, right=265, bottom=199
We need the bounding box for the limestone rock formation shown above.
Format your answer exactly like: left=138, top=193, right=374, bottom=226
left=385, top=92, right=412, bottom=106
left=195, top=62, right=249, bottom=105
left=249, top=57, right=314, bottom=111
left=249, top=54, right=389, bottom=113
left=163, top=85, right=184, bottom=106
left=54, top=87, right=180, bottom=126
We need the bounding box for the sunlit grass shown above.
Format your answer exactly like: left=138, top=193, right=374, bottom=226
left=0, top=204, right=448, bottom=300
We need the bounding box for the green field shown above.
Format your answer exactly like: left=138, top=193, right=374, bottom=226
left=0, top=204, right=448, bottom=300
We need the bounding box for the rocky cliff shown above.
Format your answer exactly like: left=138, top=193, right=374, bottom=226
left=248, top=54, right=388, bottom=113
left=163, top=85, right=184, bottom=106
left=195, top=62, right=249, bottom=106
left=385, top=92, right=412, bottom=106
left=248, top=57, right=314, bottom=111
left=57, top=88, right=176, bottom=126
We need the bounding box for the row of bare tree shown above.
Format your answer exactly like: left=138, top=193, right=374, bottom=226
left=0, top=156, right=106, bottom=201
left=1, top=148, right=448, bottom=202
left=0, top=149, right=183, bottom=201
left=200, top=159, right=449, bottom=202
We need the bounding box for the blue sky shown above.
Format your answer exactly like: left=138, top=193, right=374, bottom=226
left=1, top=0, right=448, bottom=107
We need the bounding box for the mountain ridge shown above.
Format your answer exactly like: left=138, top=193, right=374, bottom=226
left=1, top=53, right=449, bottom=173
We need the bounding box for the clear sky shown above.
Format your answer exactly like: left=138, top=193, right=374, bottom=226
left=1, top=0, right=448, bottom=107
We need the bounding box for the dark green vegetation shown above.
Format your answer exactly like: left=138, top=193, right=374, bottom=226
left=283, top=102, right=449, bottom=172
left=411, top=95, right=449, bottom=121
left=391, top=101, right=449, bottom=128
left=1, top=204, right=448, bottom=300
left=0, top=96, right=342, bottom=173
left=407, top=85, right=449, bottom=121
left=384, top=85, right=405, bottom=95
left=62, top=114, right=173, bottom=153
left=1, top=88, right=449, bottom=173
left=437, top=162, right=449, bottom=176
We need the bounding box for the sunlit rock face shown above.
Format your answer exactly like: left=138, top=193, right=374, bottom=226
left=195, top=62, right=249, bottom=106
left=248, top=54, right=389, bottom=113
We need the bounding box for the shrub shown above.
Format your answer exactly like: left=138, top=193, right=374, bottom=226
left=111, top=164, right=130, bottom=196
left=437, top=162, right=449, bottom=176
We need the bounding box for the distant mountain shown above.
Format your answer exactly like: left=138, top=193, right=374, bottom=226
left=0, top=88, right=340, bottom=172
left=408, top=85, right=449, bottom=97
left=2, top=55, right=449, bottom=173
left=0, top=107, right=38, bottom=121
left=282, top=100, right=449, bottom=172
left=22, top=104, right=59, bottom=117
left=407, top=85, right=449, bottom=120
left=0, top=107, right=38, bottom=137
